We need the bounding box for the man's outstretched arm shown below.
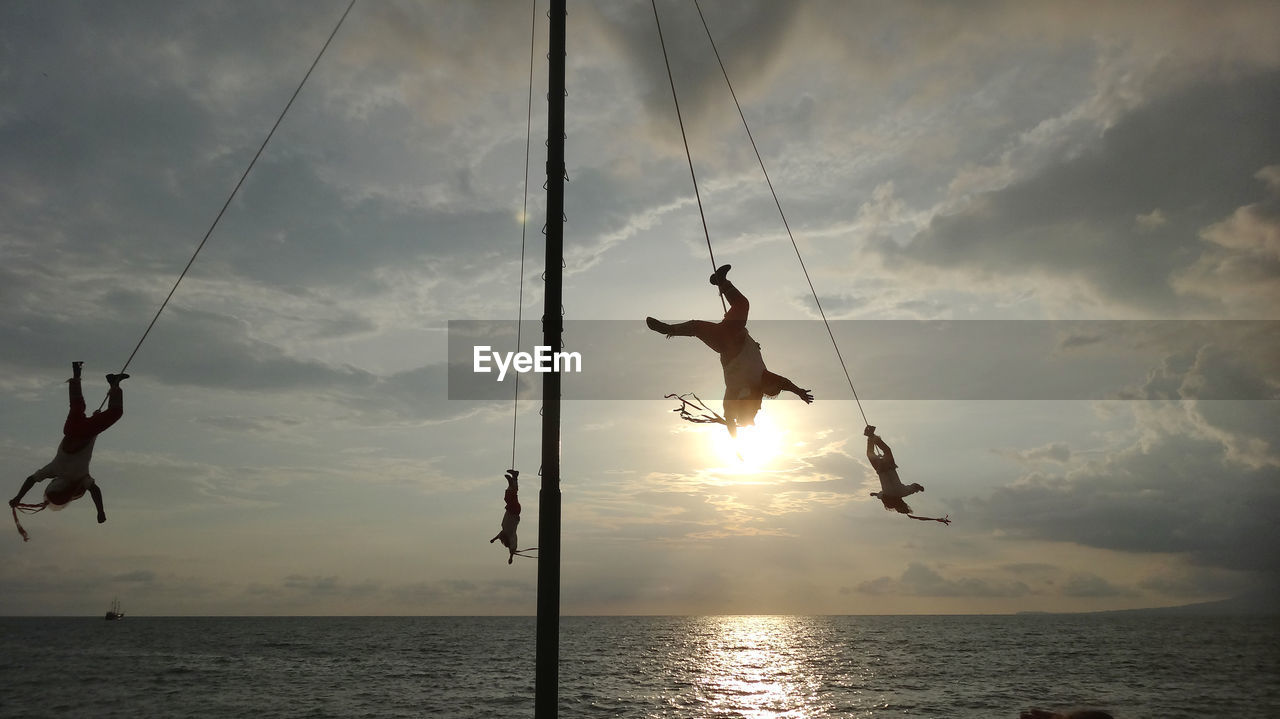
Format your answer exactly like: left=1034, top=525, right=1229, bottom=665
left=9, top=475, right=39, bottom=507
left=765, top=371, right=814, bottom=403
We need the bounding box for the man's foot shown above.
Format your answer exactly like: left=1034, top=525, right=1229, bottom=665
left=72, top=361, right=84, bottom=380
left=646, top=317, right=673, bottom=336
left=106, top=373, right=130, bottom=386
left=870, top=491, right=881, bottom=498
left=709, top=264, right=731, bottom=285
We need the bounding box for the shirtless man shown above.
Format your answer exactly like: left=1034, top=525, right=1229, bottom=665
left=646, top=264, right=813, bottom=436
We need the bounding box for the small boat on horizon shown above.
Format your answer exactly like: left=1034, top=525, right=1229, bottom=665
left=105, top=597, right=124, bottom=621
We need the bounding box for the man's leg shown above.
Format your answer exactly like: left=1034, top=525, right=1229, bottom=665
left=647, top=318, right=736, bottom=354
left=718, top=278, right=749, bottom=325
left=872, top=437, right=895, bottom=467
left=62, top=376, right=88, bottom=437
left=78, top=376, right=126, bottom=437
left=709, top=265, right=749, bottom=325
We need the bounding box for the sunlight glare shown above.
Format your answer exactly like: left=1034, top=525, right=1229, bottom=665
left=710, top=412, right=786, bottom=473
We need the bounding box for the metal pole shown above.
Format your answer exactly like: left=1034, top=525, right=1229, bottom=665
left=535, top=1, right=566, bottom=717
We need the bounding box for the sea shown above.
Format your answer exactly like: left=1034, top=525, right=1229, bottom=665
left=0, top=614, right=1276, bottom=719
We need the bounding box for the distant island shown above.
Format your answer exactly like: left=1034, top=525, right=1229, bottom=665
left=1017, top=590, right=1279, bottom=617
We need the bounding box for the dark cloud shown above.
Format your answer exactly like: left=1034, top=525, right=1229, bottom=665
left=388, top=578, right=534, bottom=610
left=964, top=327, right=1280, bottom=585
left=883, top=71, right=1280, bottom=314
left=1174, top=165, right=1280, bottom=314
left=0, top=1, right=352, bottom=266
left=193, top=415, right=307, bottom=435
left=1059, top=332, right=1106, bottom=349
left=281, top=574, right=380, bottom=598
left=1060, top=573, right=1136, bottom=598
left=974, top=429, right=1280, bottom=573
left=1119, top=343, right=1280, bottom=402
left=856, top=562, right=1033, bottom=598
left=583, top=0, right=800, bottom=132
left=0, top=563, right=230, bottom=615
left=212, top=154, right=526, bottom=290
left=1137, top=566, right=1256, bottom=600
left=111, top=570, right=158, bottom=583
left=1001, top=562, right=1059, bottom=575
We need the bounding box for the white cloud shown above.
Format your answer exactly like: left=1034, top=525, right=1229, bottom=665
left=1173, top=165, right=1280, bottom=316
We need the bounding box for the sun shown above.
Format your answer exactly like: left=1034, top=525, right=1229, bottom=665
left=709, top=412, right=786, bottom=473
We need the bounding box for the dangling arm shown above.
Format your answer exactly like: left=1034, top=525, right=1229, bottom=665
left=89, top=485, right=106, bottom=523
left=9, top=475, right=40, bottom=508
left=908, top=513, right=951, bottom=525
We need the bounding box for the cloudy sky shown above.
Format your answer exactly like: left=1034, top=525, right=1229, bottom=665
left=2, top=0, right=1277, bottom=616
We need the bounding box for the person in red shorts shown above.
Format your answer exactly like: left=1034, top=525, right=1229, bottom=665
left=490, top=469, right=522, bottom=564
left=9, top=362, right=128, bottom=539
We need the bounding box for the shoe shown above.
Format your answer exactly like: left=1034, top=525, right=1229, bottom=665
left=646, top=317, right=672, bottom=335
left=709, top=264, right=731, bottom=285
left=105, top=373, right=130, bottom=386
left=72, top=361, right=84, bottom=380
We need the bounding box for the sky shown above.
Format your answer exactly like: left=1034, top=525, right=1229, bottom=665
left=1, top=0, right=1277, bottom=616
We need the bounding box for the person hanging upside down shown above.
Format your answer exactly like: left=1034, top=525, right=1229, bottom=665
left=490, top=469, right=522, bottom=564
left=9, top=362, right=129, bottom=539
left=865, top=425, right=950, bottom=525
left=646, top=264, right=813, bottom=436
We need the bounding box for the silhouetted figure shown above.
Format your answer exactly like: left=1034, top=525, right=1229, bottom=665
left=647, top=264, right=813, bottom=436
left=490, top=469, right=522, bottom=564
left=866, top=425, right=950, bottom=525
left=9, top=362, right=128, bottom=540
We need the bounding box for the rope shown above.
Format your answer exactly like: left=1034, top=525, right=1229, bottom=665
left=511, top=0, right=537, bottom=471
left=650, top=0, right=726, bottom=313
left=691, top=0, right=868, bottom=426
left=97, top=0, right=357, bottom=411
left=11, top=502, right=48, bottom=542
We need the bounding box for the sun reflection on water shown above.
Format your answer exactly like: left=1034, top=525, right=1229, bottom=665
left=684, top=615, right=827, bottom=718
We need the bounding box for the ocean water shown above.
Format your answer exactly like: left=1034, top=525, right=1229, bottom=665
left=0, top=614, right=1276, bottom=718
